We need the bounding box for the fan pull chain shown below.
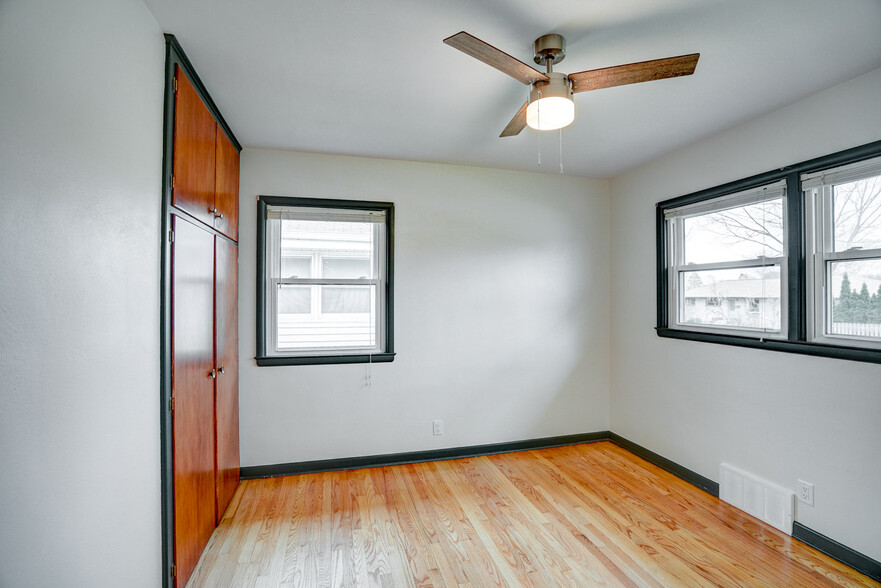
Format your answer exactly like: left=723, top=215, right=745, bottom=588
left=536, top=89, right=542, bottom=166
left=559, top=128, right=563, bottom=175
left=537, top=132, right=542, bottom=166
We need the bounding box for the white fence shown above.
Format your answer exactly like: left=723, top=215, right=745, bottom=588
left=829, top=322, right=881, bottom=337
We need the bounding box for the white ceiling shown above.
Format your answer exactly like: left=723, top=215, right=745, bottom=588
left=143, top=0, right=881, bottom=178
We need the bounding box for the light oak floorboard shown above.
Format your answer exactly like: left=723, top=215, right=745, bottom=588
left=187, top=442, right=879, bottom=587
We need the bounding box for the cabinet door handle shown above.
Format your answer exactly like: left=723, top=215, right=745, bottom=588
left=208, top=207, right=223, bottom=219
left=209, top=368, right=217, bottom=379
left=218, top=365, right=225, bottom=374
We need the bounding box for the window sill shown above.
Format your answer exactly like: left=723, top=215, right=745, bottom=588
left=656, top=328, right=881, bottom=365
left=256, top=352, right=396, bottom=366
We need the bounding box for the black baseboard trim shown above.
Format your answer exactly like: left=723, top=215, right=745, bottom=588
left=792, top=522, right=881, bottom=582
left=240, top=431, right=611, bottom=479
left=608, top=432, right=720, bottom=496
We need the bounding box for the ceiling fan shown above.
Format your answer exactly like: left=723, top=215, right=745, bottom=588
left=443, top=31, right=700, bottom=137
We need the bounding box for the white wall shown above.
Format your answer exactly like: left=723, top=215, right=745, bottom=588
left=239, top=150, right=610, bottom=466
left=610, top=67, right=881, bottom=561
left=0, top=0, right=164, bottom=585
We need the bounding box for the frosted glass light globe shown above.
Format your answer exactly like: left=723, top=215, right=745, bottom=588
left=526, top=96, right=575, bottom=131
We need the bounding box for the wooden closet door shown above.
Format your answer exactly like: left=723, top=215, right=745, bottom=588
left=214, top=236, right=239, bottom=521
left=173, top=65, right=216, bottom=228
left=214, top=127, right=240, bottom=241
left=171, top=216, right=217, bottom=587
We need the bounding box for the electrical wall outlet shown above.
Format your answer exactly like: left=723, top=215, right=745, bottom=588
left=798, top=479, right=814, bottom=506
left=433, top=419, right=444, bottom=436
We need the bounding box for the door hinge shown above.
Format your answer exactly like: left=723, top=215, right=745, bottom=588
left=171, top=563, right=176, bottom=577
left=173, top=77, right=178, bottom=93
left=170, top=174, right=175, bottom=190
left=168, top=230, right=175, bottom=243
left=169, top=397, right=175, bottom=412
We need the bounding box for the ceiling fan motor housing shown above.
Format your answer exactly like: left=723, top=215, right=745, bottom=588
left=533, top=34, right=566, bottom=65
left=527, top=72, right=574, bottom=130
left=529, top=72, right=572, bottom=102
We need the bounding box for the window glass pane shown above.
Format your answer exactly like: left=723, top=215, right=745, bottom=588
left=277, top=285, right=376, bottom=350
left=828, top=259, right=881, bottom=339
left=281, top=219, right=375, bottom=268
left=277, top=284, right=310, bottom=314
left=321, top=285, right=371, bottom=314
left=680, top=267, right=781, bottom=330
left=832, top=175, right=881, bottom=252
left=683, top=198, right=784, bottom=264
left=280, top=256, right=311, bottom=279
left=322, top=257, right=371, bottom=279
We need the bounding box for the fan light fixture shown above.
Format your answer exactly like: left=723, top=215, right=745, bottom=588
left=526, top=72, right=574, bottom=131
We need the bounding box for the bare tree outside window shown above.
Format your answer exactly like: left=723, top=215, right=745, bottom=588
left=691, top=177, right=881, bottom=258
left=688, top=198, right=785, bottom=259
left=833, top=176, right=881, bottom=252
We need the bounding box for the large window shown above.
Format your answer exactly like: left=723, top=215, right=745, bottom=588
left=657, top=141, right=881, bottom=363
left=804, top=158, right=881, bottom=348
left=257, top=196, right=394, bottom=365
left=665, top=181, right=787, bottom=336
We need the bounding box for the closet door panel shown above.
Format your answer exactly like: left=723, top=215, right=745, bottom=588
left=173, top=65, right=216, bottom=227
left=171, top=216, right=217, bottom=587
left=214, top=127, right=240, bottom=241
left=214, top=236, right=239, bottom=520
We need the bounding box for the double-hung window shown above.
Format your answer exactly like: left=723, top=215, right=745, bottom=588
left=804, top=156, right=881, bottom=349
left=665, top=181, right=787, bottom=337
left=256, top=196, right=394, bottom=365
left=657, top=140, right=881, bottom=363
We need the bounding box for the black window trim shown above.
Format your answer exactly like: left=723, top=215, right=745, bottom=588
left=656, top=139, right=881, bottom=365
left=256, top=195, right=395, bottom=366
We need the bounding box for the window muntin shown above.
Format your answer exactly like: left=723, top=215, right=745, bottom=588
left=258, top=199, right=393, bottom=362
left=666, top=181, right=787, bottom=337
left=805, top=157, right=881, bottom=348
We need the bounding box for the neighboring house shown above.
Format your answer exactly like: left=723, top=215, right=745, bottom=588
left=683, top=278, right=781, bottom=329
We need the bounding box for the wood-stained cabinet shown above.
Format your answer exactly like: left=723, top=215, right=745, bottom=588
left=173, top=65, right=239, bottom=241
left=172, top=66, right=216, bottom=229
left=167, top=57, right=240, bottom=588
left=213, top=236, right=239, bottom=520
left=171, top=216, right=217, bottom=584
left=171, top=219, right=239, bottom=586
left=214, top=126, right=240, bottom=241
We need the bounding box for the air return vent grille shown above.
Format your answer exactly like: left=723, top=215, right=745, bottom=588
left=719, top=463, right=794, bottom=534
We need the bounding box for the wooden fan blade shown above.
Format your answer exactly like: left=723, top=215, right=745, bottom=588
left=569, top=53, right=699, bottom=93
left=444, top=31, right=548, bottom=86
left=500, top=102, right=528, bottom=137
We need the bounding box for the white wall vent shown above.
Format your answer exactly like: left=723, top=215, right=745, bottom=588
left=719, top=463, right=794, bottom=535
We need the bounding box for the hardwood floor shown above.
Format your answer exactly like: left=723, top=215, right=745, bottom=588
left=187, top=442, right=878, bottom=587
